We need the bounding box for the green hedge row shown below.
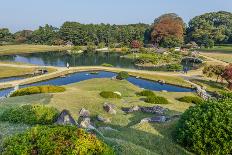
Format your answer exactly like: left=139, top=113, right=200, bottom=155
left=144, top=96, right=169, bottom=104
left=2, top=126, right=114, bottom=155
left=177, top=96, right=203, bottom=104
left=10, top=85, right=65, bottom=97
left=100, top=91, right=121, bottom=99
left=0, top=104, right=59, bottom=125
left=136, top=90, right=155, bottom=97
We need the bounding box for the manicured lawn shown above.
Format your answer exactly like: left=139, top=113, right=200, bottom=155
left=0, top=66, right=56, bottom=79
left=201, top=52, right=232, bottom=63
left=201, top=45, right=232, bottom=53
left=0, top=78, right=193, bottom=155
left=0, top=44, right=71, bottom=55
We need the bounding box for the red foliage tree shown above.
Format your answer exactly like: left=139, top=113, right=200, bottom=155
left=222, top=64, right=232, bottom=90
left=151, top=13, right=184, bottom=47
left=130, top=40, right=141, bottom=49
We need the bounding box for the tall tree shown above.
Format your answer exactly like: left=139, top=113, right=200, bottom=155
left=14, top=30, right=33, bottom=43
left=151, top=13, right=184, bottom=48
left=0, top=28, right=13, bottom=43
left=187, top=11, right=232, bottom=47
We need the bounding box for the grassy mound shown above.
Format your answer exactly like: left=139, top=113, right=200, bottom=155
left=10, top=85, right=65, bottom=97
left=144, top=96, right=169, bottom=104
left=116, top=71, right=129, bottom=80
left=2, top=126, right=114, bottom=155
left=175, top=99, right=232, bottom=154
left=100, top=91, right=121, bottom=99
left=0, top=104, right=59, bottom=125
left=177, top=96, right=203, bottom=104
left=101, top=63, right=113, bottom=67
left=136, top=90, right=155, bottom=97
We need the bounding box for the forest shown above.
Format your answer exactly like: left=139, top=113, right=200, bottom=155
left=0, top=11, right=232, bottom=48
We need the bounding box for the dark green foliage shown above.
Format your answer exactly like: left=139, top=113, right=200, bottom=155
left=100, top=91, right=121, bottom=99
left=144, top=96, right=169, bottom=104
left=0, top=104, right=59, bottom=125
left=136, top=90, right=155, bottom=97
left=2, top=126, right=114, bottom=155
left=175, top=99, right=232, bottom=155
left=177, top=96, right=203, bottom=104
left=219, top=91, right=232, bottom=99
left=10, top=85, right=65, bottom=97
left=116, top=71, right=129, bottom=80
left=101, top=63, right=113, bottom=67
left=166, top=64, right=183, bottom=71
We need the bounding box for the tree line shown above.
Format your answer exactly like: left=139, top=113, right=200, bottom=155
left=1, top=11, right=232, bottom=48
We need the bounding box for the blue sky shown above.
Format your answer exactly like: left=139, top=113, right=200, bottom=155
left=0, top=0, right=231, bottom=32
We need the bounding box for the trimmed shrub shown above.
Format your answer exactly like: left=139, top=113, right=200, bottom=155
left=116, top=71, right=129, bottom=80
left=136, top=90, right=156, bottom=97
left=166, top=64, right=183, bottom=71
left=100, top=91, right=121, bottom=99
left=10, top=85, right=65, bottom=97
left=0, top=104, right=59, bottom=125
left=2, top=126, right=114, bottom=155
left=219, top=91, right=232, bottom=99
left=177, top=96, right=203, bottom=104
left=144, top=96, right=169, bottom=104
left=101, top=63, right=113, bottom=67
left=175, top=99, right=232, bottom=155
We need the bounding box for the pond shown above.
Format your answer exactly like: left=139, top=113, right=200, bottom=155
left=0, top=71, right=194, bottom=98
left=0, top=51, right=199, bottom=71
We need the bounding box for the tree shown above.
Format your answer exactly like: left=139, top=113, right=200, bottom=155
left=14, top=30, right=33, bottom=43
left=0, top=28, right=13, bottom=43
left=187, top=11, right=232, bottom=46
left=222, top=64, right=232, bottom=90
left=151, top=13, right=184, bottom=48
left=203, top=64, right=225, bottom=82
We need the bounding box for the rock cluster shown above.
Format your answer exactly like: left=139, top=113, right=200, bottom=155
left=122, top=105, right=168, bottom=115
left=103, top=103, right=117, bottom=114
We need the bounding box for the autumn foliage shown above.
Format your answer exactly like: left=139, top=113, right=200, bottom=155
left=151, top=13, right=184, bottom=47
left=131, top=40, right=141, bottom=49
left=222, top=64, right=232, bottom=90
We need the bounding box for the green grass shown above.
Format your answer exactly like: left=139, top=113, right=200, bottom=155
left=190, top=79, right=227, bottom=92
left=201, top=45, right=232, bottom=53
left=0, top=78, right=194, bottom=155
left=0, top=44, right=71, bottom=55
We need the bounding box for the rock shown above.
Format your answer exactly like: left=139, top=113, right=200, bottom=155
left=80, top=117, right=91, bottom=128
left=161, top=90, right=168, bottom=93
left=79, top=108, right=90, bottom=118
left=140, top=106, right=168, bottom=115
left=103, top=103, right=117, bottom=114
left=114, top=91, right=121, bottom=96
left=55, top=109, right=77, bottom=125
left=97, top=115, right=111, bottom=123
left=98, top=126, right=118, bottom=132
left=140, top=116, right=167, bottom=123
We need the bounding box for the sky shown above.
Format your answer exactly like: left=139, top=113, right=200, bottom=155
left=0, top=0, right=231, bottom=32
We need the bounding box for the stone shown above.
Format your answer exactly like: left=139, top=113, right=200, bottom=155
left=80, top=117, right=91, bottom=128
left=55, top=109, right=77, bottom=125
left=140, top=106, right=168, bottom=115
left=97, top=115, right=111, bottom=123
left=140, top=116, right=167, bottom=123
left=161, top=90, right=168, bottom=93
left=103, top=103, right=117, bottom=114
left=79, top=108, right=90, bottom=118
left=98, top=126, right=118, bottom=132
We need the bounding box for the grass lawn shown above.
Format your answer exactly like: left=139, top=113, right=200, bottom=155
left=201, top=52, right=232, bottom=63
left=0, top=44, right=71, bottom=55
left=0, top=66, right=56, bottom=79
left=0, top=78, right=194, bottom=155
left=200, top=45, right=232, bottom=53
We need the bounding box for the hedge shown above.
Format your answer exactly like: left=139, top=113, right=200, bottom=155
left=116, top=71, right=129, bottom=80
left=177, top=96, right=203, bottom=104
left=136, top=90, right=156, bottom=97
left=0, top=104, right=59, bottom=125
left=100, top=91, right=121, bottom=99
left=175, top=99, right=232, bottom=155
left=144, top=96, right=169, bottom=104
left=10, top=85, right=65, bottom=97
left=2, top=126, right=114, bottom=155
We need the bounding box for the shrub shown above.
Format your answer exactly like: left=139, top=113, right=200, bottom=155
left=0, top=104, right=59, bottom=125
left=166, top=64, right=183, bottom=71
left=177, top=96, right=203, bottom=104
left=10, top=85, right=65, bottom=97
left=175, top=99, right=232, bottom=155
left=137, top=90, right=155, bottom=97
left=101, top=63, right=113, bottom=67
left=100, top=91, right=121, bottom=99
left=2, top=126, right=114, bottom=155
left=144, top=96, right=169, bottom=104
left=116, top=71, right=129, bottom=80
left=219, top=91, right=232, bottom=99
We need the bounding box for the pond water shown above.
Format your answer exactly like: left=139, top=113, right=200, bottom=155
left=0, top=71, right=194, bottom=98
left=0, top=51, right=199, bottom=71
left=0, top=77, right=25, bottom=83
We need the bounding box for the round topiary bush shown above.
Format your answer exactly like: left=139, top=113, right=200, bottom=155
left=100, top=91, right=121, bottom=99
left=175, top=99, right=232, bottom=155
left=136, top=90, right=156, bottom=97
left=0, top=104, right=59, bottom=125
left=144, top=96, right=169, bottom=104
left=177, top=96, right=203, bottom=104
left=2, top=126, right=114, bottom=155
left=10, top=85, right=65, bottom=97
left=116, top=71, right=129, bottom=80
